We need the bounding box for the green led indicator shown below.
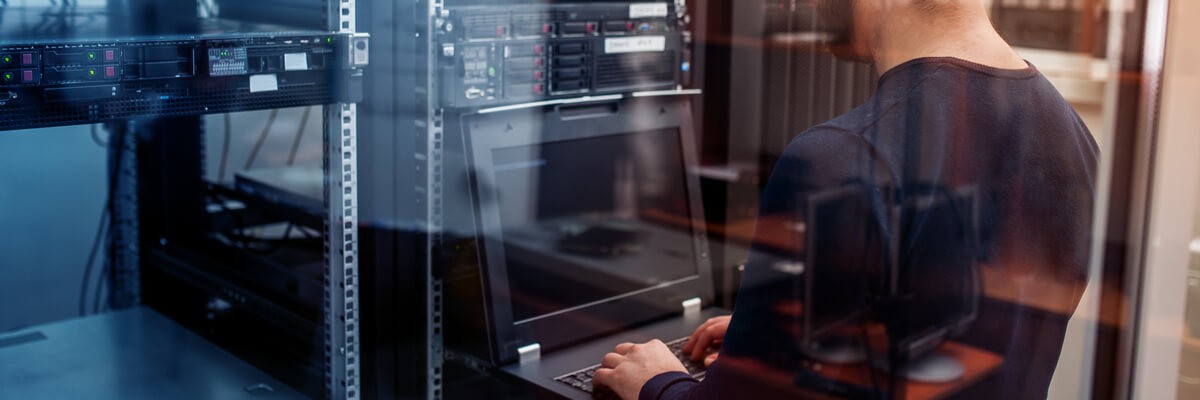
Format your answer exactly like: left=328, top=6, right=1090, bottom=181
left=2, top=56, right=10, bottom=64
left=488, top=66, right=496, bottom=77
left=88, top=69, right=96, bottom=76
left=88, top=52, right=96, bottom=60
left=326, top=37, right=333, bottom=43
left=3, top=72, right=12, bottom=81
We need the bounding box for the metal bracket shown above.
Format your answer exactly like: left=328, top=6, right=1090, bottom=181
left=518, top=343, right=542, bottom=365
left=337, top=0, right=356, bottom=32
left=350, top=33, right=370, bottom=67
left=324, top=103, right=360, bottom=400
left=323, top=0, right=360, bottom=398
left=682, top=297, right=702, bottom=317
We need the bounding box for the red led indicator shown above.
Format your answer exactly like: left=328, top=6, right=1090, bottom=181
left=496, top=26, right=507, bottom=37
left=534, top=58, right=544, bottom=67
left=105, top=50, right=115, bottom=61
left=105, top=66, right=115, bottom=78
left=22, top=53, right=33, bottom=65
left=533, top=83, right=544, bottom=94
left=22, top=70, right=34, bottom=82
left=533, top=44, right=544, bottom=55
left=627, top=22, right=636, bottom=31
left=533, top=71, right=544, bottom=80
left=586, top=23, right=596, bottom=33
left=542, top=24, right=553, bottom=34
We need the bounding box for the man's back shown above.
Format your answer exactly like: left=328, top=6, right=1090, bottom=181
left=643, top=57, right=1099, bottom=399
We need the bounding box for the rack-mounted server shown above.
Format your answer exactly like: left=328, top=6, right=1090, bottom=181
left=0, top=32, right=368, bottom=130
left=437, top=2, right=692, bottom=109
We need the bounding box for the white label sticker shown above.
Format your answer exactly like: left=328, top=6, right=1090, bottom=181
left=284, top=53, right=309, bottom=71
left=629, top=3, right=669, bottom=18
left=605, top=36, right=667, bottom=54
left=249, top=74, right=279, bottom=93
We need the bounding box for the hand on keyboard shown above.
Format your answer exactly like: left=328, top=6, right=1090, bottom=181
left=557, top=337, right=709, bottom=399
left=683, top=316, right=731, bottom=363
left=593, top=339, right=690, bottom=400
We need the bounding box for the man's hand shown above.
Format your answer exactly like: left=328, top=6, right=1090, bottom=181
left=683, top=315, right=731, bottom=362
left=593, top=340, right=689, bottom=400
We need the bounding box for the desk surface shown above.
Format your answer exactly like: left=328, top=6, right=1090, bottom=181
left=717, top=342, right=1003, bottom=400
left=826, top=342, right=1003, bottom=400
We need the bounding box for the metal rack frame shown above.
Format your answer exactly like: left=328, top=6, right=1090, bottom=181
left=324, top=2, right=364, bottom=399
left=418, top=0, right=447, bottom=398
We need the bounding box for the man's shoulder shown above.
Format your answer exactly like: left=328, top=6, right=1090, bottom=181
left=782, top=125, right=866, bottom=158
left=781, top=98, right=894, bottom=159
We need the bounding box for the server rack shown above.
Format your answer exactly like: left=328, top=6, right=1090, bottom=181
left=407, top=2, right=704, bottom=399
left=0, top=0, right=367, bottom=398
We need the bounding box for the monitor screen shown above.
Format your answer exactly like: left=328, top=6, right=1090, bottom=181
left=803, top=186, right=885, bottom=342
left=896, top=188, right=978, bottom=344
left=489, top=128, right=699, bottom=325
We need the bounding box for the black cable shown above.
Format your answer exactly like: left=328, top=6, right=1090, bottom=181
left=243, top=109, right=279, bottom=170
left=287, top=106, right=313, bottom=166
left=90, top=124, right=107, bottom=147
left=92, top=250, right=108, bottom=314
left=218, top=113, right=231, bottom=182
left=79, top=124, right=123, bottom=316
left=77, top=208, right=109, bottom=316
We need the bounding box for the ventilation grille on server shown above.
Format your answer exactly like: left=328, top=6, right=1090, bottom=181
left=594, top=52, right=676, bottom=90
left=463, top=14, right=512, bottom=40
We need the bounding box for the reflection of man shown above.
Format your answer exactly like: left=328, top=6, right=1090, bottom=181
left=594, top=1, right=1098, bottom=399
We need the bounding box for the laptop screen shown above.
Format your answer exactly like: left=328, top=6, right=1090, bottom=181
left=489, top=128, right=700, bottom=325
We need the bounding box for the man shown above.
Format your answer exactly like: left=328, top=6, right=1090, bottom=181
left=593, top=0, right=1098, bottom=399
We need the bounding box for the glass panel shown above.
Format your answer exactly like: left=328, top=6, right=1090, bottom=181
left=1, top=0, right=1181, bottom=399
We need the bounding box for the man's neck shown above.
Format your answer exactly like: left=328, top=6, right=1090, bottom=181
left=868, top=3, right=1026, bottom=75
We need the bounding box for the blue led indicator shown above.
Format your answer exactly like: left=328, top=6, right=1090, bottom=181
left=160, top=95, right=170, bottom=100
left=681, top=62, right=691, bottom=72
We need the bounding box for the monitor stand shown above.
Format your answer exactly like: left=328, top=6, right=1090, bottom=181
left=803, top=336, right=868, bottom=364
left=903, top=353, right=966, bottom=383
left=873, top=352, right=966, bottom=383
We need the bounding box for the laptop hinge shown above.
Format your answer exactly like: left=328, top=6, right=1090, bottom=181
left=682, top=297, right=702, bottom=317
left=518, top=343, right=541, bottom=365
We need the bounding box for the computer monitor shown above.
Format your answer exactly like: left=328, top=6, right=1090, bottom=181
left=884, top=185, right=981, bottom=382
left=796, top=184, right=890, bottom=364
left=463, top=99, right=714, bottom=363
left=788, top=183, right=979, bottom=384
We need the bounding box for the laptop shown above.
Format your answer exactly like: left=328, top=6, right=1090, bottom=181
left=461, top=98, right=725, bottom=399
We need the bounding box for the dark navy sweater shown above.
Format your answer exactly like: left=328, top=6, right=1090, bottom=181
left=640, top=57, right=1099, bottom=400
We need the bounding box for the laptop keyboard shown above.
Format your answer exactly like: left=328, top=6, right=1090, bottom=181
left=554, top=337, right=708, bottom=397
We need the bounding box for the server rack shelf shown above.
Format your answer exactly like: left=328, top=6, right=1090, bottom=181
left=0, top=0, right=365, bottom=398
left=0, top=307, right=308, bottom=399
